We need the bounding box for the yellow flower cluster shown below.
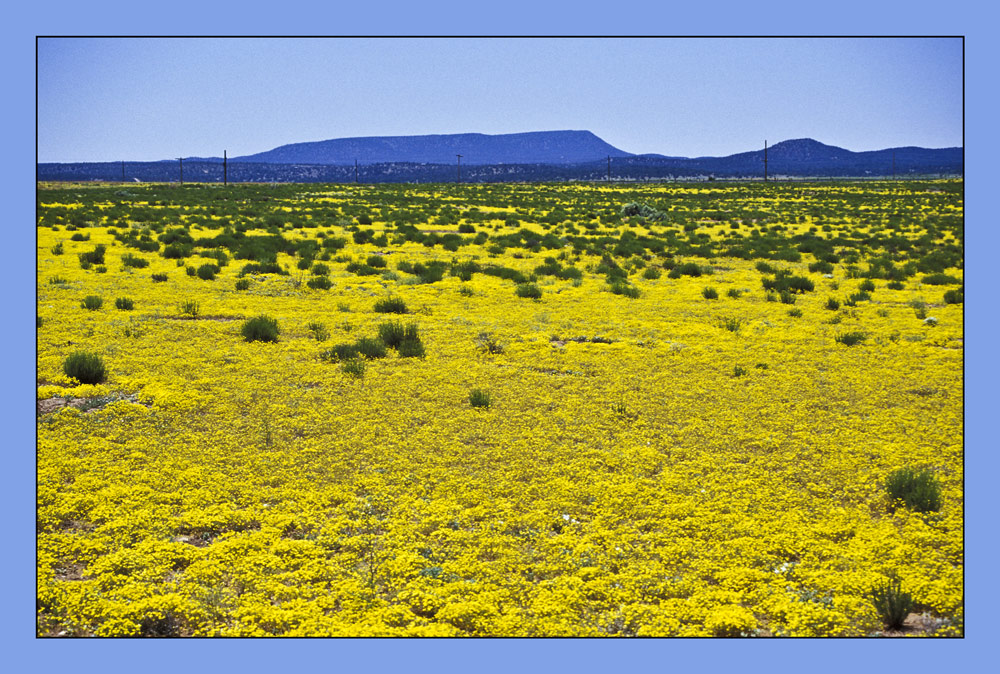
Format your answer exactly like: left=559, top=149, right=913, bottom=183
left=37, top=180, right=962, bottom=636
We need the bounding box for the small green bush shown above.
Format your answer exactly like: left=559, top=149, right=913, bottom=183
left=78, top=244, right=106, bottom=266
left=608, top=282, right=641, bottom=298
left=374, top=297, right=408, bottom=314
left=469, top=389, right=492, bottom=408
left=355, top=337, right=388, bottom=359
left=63, top=351, right=106, bottom=384
left=943, top=288, right=963, bottom=304
left=727, top=288, right=743, bottom=299
left=235, top=278, right=251, bottom=291
left=834, top=331, right=867, bottom=346
left=702, top=286, right=719, bottom=300
left=921, top=273, right=961, bottom=286
left=885, top=466, right=942, bottom=513
left=197, top=263, right=220, bottom=280
left=306, top=322, right=329, bottom=341
left=825, top=297, right=840, bottom=311
left=378, top=321, right=418, bottom=348
left=642, top=267, right=661, bottom=280
left=475, top=332, right=504, bottom=354
left=732, top=365, right=749, bottom=378
left=787, top=307, right=803, bottom=317
left=307, top=276, right=332, bottom=290
left=80, top=295, right=103, bottom=311
left=310, top=263, right=330, bottom=276
left=178, top=300, right=200, bottom=317
left=242, top=315, right=280, bottom=343
left=151, top=273, right=168, bottom=282
left=779, top=290, right=796, bottom=304
left=515, top=283, right=543, bottom=299
left=859, top=279, right=876, bottom=293
left=716, top=317, right=743, bottom=333
left=186, top=265, right=197, bottom=277
left=397, top=337, right=426, bottom=358
left=121, top=253, right=149, bottom=268
left=114, top=297, right=134, bottom=311
left=51, top=242, right=64, bottom=255
left=341, top=359, right=366, bottom=378
left=869, top=574, right=914, bottom=630
left=886, top=280, right=905, bottom=290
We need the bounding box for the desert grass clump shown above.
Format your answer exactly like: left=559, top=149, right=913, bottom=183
left=179, top=300, right=200, bottom=317
left=341, top=359, right=366, bottom=378
left=378, top=321, right=425, bottom=357
left=114, top=297, right=134, bottom=311
left=515, top=283, right=543, bottom=299
left=80, top=295, right=103, bottom=311
left=374, top=297, right=408, bottom=314
left=306, top=321, right=329, bottom=341
left=702, top=286, right=719, bottom=300
left=63, top=351, right=106, bottom=384
left=235, top=278, right=251, bottom=291
left=469, top=389, right=492, bottom=408
left=869, top=574, right=914, bottom=630
left=716, top=317, right=744, bottom=334
left=834, top=331, right=867, bottom=347
left=242, top=315, right=280, bottom=343
left=825, top=297, right=840, bottom=311
left=151, top=273, right=168, bottom=282
left=885, top=466, right=943, bottom=513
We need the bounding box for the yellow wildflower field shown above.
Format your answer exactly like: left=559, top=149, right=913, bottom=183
left=36, top=180, right=963, bottom=637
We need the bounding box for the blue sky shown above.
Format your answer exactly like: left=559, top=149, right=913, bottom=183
left=37, top=37, right=962, bottom=162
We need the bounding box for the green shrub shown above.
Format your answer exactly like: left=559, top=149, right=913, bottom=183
left=322, top=343, right=360, bottom=362
left=859, top=279, right=876, bottom=293
left=178, top=300, right=200, bottom=317
left=366, top=255, right=387, bottom=269
left=834, top=331, right=867, bottom=346
left=186, top=265, right=197, bottom=276
left=51, top=242, right=64, bottom=255
left=114, top=297, right=134, bottom=311
left=515, top=283, right=543, bottom=299
left=151, top=273, right=168, bottom=282
left=63, top=351, right=106, bottom=384
left=195, top=263, right=218, bottom=280
left=716, top=317, right=743, bottom=334
left=355, top=337, right=388, bottom=359
left=943, top=288, right=963, bottom=304
left=475, top=331, right=504, bottom=354
left=608, top=282, right=640, bottom=298
left=732, top=365, right=749, bottom=378
left=95, top=266, right=107, bottom=274
left=469, top=389, right=492, bottom=408
left=121, top=253, right=149, bottom=268
left=378, top=321, right=418, bottom=349
left=779, top=290, right=796, bottom=304
left=310, top=262, right=330, bottom=276
left=374, top=297, right=408, bottom=314
left=642, top=267, right=661, bottom=280
left=885, top=466, right=942, bottom=513
left=869, top=574, right=914, bottom=630
left=886, top=280, right=905, bottom=290
left=727, top=288, right=743, bottom=299
left=702, top=286, right=719, bottom=300
left=80, top=295, right=103, bottom=311
left=242, top=315, right=280, bottom=343
left=396, top=337, right=426, bottom=358
left=825, top=297, right=840, bottom=311
left=341, top=359, right=366, bottom=378
left=235, top=278, right=251, bottom=291
left=306, top=322, right=329, bottom=341
left=78, top=244, right=106, bottom=266
left=921, top=273, right=961, bottom=286
left=307, top=276, right=332, bottom=290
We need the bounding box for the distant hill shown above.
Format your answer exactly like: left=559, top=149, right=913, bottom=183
left=232, top=130, right=635, bottom=165
left=36, top=134, right=963, bottom=183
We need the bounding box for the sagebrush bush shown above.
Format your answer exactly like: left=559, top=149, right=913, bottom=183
left=834, top=331, right=867, bottom=346
left=716, top=317, right=743, bottom=333
left=178, top=300, right=200, bottom=317
left=235, top=278, right=251, bottom=291
left=151, top=273, right=168, bottom=282
left=943, top=288, right=963, bottom=304
left=341, top=359, right=366, bottom=378
left=727, top=288, right=743, bottom=299
left=80, top=295, right=103, bottom=311
left=114, top=297, right=134, bottom=311
left=306, top=322, right=329, bottom=342
left=355, top=337, right=388, bottom=359
left=374, top=297, right=408, bottom=314
left=869, top=574, right=914, bottom=630
left=197, top=264, right=220, bottom=280
left=702, top=286, right=719, bottom=300
left=642, top=267, right=661, bottom=280
left=242, top=315, right=280, bottom=343
left=63, top=351, right=106, bottom=384
left=885, top=466, right=942, bottom=513
left=608, top=282, right=640, bottom=299
left=469, top=389, right=492, bottom=408
left=121, top=253, right=149, bottom=268
left=825, top=297, right=840, bottom=311
left=515, top=283, right=543, bottom=299
left=307, top=276, right=332, bottom=290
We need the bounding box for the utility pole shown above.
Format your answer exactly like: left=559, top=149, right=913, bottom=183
left=456, top=154, right=462, bottom=183
left=178, top=158, right=183, bottom=185
left=355, top=159, right=359, bottom=184
left=224, top=150, right=228, bottom=186
left=607, top=155, right=611, bottom=181
left=763, top=141, right=768, bottom=182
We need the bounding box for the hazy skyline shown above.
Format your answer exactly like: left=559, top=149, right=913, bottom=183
left=37, top=37, right=962, bottom=163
